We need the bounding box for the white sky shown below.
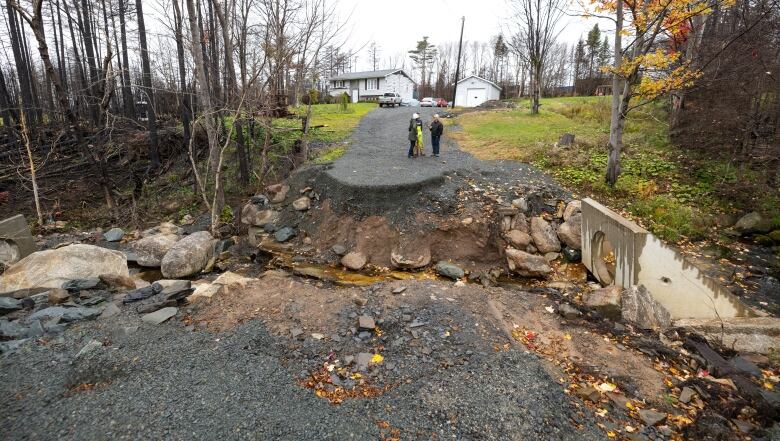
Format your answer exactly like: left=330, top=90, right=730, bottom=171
left=335, top=0, right=613, bottom=71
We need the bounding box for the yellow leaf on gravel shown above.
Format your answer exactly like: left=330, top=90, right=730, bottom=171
left=371, top=354, right=384, bottom=364
left=599, top=383, right=617, bottom=392
left=764, top=382, right=774, bottom=390
left=564, top=333, right=572, bottom=340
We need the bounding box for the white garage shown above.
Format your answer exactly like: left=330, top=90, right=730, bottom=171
left=454, top=75, right=502, bottom=107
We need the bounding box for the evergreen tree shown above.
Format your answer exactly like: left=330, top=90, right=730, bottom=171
left=586, top=24, right=601, bottom=77
left=408, top=37, right=437, bottom=97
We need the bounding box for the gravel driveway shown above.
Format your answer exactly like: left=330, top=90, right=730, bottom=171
left=326, top=107, right=485, bottom=190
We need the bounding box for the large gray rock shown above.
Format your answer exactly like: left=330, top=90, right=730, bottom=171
left=240, top=203, right=279, bottom=227
left=341, top=252, right=367, bottom=271
left=621, top=285, right=671, bottom=329
left=0, top=244, right=129, bottom=294
left=28, top=306, right=101, bottom=322
left=0, top=297, right=22, bottom=313
left=506, top=247, right=552, bottom=278
left=435, top=261, right=465, bottom=280
left=160, top=232, right=217, bottom=279
left=505, top=230, right=532, bottom=248
left=583, top=285, right=622, bottom=320
left=132, top=234, right=179, bottom=267
left=734, top=212, right=773, bottom=234
left=557, top=213, right=582, bottom=250
left=530, top=217, right=561, bottom=253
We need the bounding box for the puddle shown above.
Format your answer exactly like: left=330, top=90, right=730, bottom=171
left=272, top=256, right=439, bottom=287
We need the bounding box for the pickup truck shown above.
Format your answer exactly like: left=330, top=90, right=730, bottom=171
left=378, top=93, right=402, bottom=107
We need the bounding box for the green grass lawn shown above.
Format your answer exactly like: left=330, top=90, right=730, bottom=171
left=452, top=97, right=780, bottom=243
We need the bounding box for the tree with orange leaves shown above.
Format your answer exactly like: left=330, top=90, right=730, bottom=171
left=583, top=0, right=733, bottom=186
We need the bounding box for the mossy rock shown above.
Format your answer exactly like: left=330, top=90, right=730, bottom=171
left=769, top=230, right=780, bottom=243
left=755, top=235, right=775, bottom=246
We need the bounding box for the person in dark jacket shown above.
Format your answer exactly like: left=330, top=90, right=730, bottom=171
left=429, top=114, right=444, bottom=157
left=407, top=113, right=424, bottom=158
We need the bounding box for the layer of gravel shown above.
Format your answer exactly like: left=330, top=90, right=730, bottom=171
left=1, top=309, right=604, bottom=440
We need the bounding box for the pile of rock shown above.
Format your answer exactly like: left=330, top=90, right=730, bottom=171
left=502, top=199, right=582, bottom=278
left=242, top=184, right=319, bottom=247
left=730, top=211, right=780, bottom=250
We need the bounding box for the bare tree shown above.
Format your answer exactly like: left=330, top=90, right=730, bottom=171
left=508, top=0, right=565, bottom=113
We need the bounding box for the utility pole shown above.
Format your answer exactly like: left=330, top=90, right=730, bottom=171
left=452, top=16, right=465, bottom=108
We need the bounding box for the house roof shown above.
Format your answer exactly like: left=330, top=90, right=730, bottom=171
left=329, top=68, right=415, bottom=83
left=456, top=75, right=502, bottom=90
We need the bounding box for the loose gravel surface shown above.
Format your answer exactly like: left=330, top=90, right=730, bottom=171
left=1, top=303, right=604, bottom=441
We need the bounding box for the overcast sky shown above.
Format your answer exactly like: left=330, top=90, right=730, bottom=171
left=335, top=0, right=613, bottom=71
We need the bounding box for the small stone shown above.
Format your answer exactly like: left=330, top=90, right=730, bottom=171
left=100, top=303, right=121, bottom=319
left=638, top=409, right=667, bottom=426
left=461, top=217, right=473, bottom=226
left=356, top=352, right=372, bottom=371
left=358, top=315, right=375, bottom=330
left=343, top=355, right=354, bottom=365
left=102, top=228, right=125, bottom=242
left=47, top=289, right=71, bottom=305
left=583, top=285, right=622, bottom=320
left=562, top=247, right=582, bottom=262
left=543, top=252, right=559, bottom=262
left=274, top=227, right=296, bottom=243
left=392, top=286, right=407, bottom=295
left=291, top=328, right=304, bottom=339
left=99, top=274, right=136, bottom=290
left=512, top=198, right=529, bottom=212
left=558, top=303, right=581, bottom=320
left=292, top=196, right=311, bottom=211
left=341, top=252, right=367, bottom=271
left=311, top=333, right=325, bottom=340
left=76, top=340, right=103, bottom=358
left=679, top=387, right=695, bottom=404
left=435, top=261, right=465, bottom=280
left=331, top=245, right=347, bottom=255
left=62, top=278, right=100, bottom=291
left=421, top=347, right=432, bottom=355
left=358, top=331, right=372, bottom=340
left=576, top=385, right=601, bottom=402
left=141, top=307, right=177, bottom=325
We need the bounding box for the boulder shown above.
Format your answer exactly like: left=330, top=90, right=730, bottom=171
left=558, top=303, right=582, bottom=320
left=435, top=261, right=465, bottom=280
left=734, top=212, right=772, bottom=234
left=559, top=133, right=575, bottom=147
left=103, top=227, right=125, bottom=242
left=132, top=234, right=179, bottom=267
left=341, top=252, right=367, bottom=271
left=292, top=197, right=311, bottom=211
left=505, top=230, right=532, bottom=248
left=511, top=198, right=529, bottom=212
left=0, top=244, right=129, bottom=294
left=141, top=222, right=183, bottom=238
left=563, top=200, right=582, bottom=221
left=621, top=285, right=671, bottom=329
left=530, top=217, right=561, bottom=253
left=506, top=247, right=552, bottom=278
left=240, top=203, right=279, bottom=227
left=557, top=213, right=582, bottom=250
left=390, top=242, right=431, bottom=270
left=583, top=285, right=622, bottom=319
left=160, top=232, right=217, bottom=279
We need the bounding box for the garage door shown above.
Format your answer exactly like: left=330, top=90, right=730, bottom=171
left=467, top=88, right=487, bottom=107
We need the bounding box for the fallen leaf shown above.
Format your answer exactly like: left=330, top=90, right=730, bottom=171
left=371, top=354, right=384, bottom=364
left=599, top=383, right=617, bottom=392
left=545, top=306, right=555, bottom=313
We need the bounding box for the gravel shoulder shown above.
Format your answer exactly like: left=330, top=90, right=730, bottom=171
left=1, top=279, right=605, bottom=441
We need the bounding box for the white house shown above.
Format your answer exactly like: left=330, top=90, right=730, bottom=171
left=328, top=69, right=416, bottom=102
left=454, top=75, right=502, bottom=107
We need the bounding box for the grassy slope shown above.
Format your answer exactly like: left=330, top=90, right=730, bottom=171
left=451, top=97, right=779, bottom=243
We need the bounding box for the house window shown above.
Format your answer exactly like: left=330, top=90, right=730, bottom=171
left=366, top=78, right=378, bottom=90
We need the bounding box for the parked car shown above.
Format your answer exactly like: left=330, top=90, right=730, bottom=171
left=420, top=97, right=435, bottom=107
left=433, top=98, right=447, bottom=107
left=401, top=98, right=420, bottom=107
left=378, top=92, right=402, bottom=107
